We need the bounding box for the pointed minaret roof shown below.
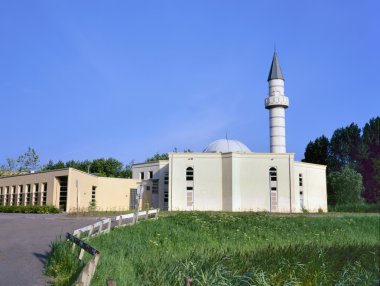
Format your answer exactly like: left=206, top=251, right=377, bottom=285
left=267, top=52, right=284, bottom=81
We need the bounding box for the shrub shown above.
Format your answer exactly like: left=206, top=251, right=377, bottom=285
left=328, top=165, right=364, bottom=205
left=0, top=205, right=60, bottom=214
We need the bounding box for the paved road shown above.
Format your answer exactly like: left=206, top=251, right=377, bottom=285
left=0, top=213, right=99, bottom=286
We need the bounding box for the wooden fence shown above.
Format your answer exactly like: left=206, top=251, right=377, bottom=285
left=66, top=232, right=100, bottom=286
left=69, top=209, right=160, bottom=286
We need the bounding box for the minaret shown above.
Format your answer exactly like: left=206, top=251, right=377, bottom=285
left=265, top=52, right=289, bottom=153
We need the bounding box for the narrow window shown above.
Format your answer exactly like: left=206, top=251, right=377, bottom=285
left=149, top=171, right=153, bottom=179
left=269, top=167, right=278, bottom=212
left=5, top=186, right=10, bottom=205
left=42, top=183, right=47, bottom=205
left=91, top=186, right=96, bottom=202
left=140, top=172, right=145, bottom=180
left=186, top=186, right=193, bottom=207
left=152, top=180, right=159, bottom=193
left=146, top=186, right=151, bottom=191
left=186, top=167, right=194, bottom=181
left=299, top=174, right=303, bottom=187
left=164, top=173, right=169, bottom=185
left=26, top=184, right=31, bottom=205
left=34, top=184, right=39, bottom=205
left=18, top=185, right=24, bottom=206
left=0, top=187, right=3, bottom=206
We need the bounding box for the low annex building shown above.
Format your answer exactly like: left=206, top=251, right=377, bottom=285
left=0, top=168, right=142, bottom=212
left=132, top=52, right=328, bottom=213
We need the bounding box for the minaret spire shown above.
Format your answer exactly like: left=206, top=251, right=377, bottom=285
left=265, top=51, right=289, bottom=153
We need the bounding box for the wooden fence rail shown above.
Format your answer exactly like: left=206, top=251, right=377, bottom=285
left=68, top=209, right=160, bottom=285
left=66, top=232, right=100, bottom=286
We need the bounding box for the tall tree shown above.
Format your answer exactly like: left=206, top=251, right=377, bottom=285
left=303, top=135, right=330, bottom=166
left=329, top=123, right=361, bottom=171
left=360, top=117, right=380, bottom=203
left=16, top=147, right=40, bottom=172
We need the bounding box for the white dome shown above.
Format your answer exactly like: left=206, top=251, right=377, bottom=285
left=203, top=139, right=252, bottom=153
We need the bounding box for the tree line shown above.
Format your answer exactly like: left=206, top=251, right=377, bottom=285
left=303, top=117, right=379, bottom=204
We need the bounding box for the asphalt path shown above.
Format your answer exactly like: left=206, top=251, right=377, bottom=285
left=0, top=213, right=99, bottom=286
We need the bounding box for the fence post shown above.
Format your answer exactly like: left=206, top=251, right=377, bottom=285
left=132, top=213, right=136, bottom=225
left=146, top=209, right=149, bottom=220
left=184, top=277, right=193, bottom=286
left=155, top=208, right=159, bottom=219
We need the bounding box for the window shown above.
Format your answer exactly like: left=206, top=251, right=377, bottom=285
left=269, top=167, right=277, bottom=181
left=164, top=173, right=169, bottom=185
left=299, top=174, right=303, bottom=187
left=146, top=186, right=151, bottom=191
left=269, top=167, right=278, bottom=212
left=18, top=185, right=24, bottom=206
left=186, top=186, right=193, bottom=207
left=140, top=172, right=145, bottom=180
left=26, top=184, right=31, bottom=205
left=149, top=171, right=153, bottom=179
left=152, top=180, right=159, bottom=193
left=34, top=184, right=39, bottom=205
left=91, top=186, right=96, bottom=202
left=0, top=187, right=3, bottom=206
left=186, top=167, right=194, bottom=181
left=42, top=183, right=47, bottom=205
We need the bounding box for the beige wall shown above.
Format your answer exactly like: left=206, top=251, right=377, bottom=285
left=0, top=168, right=141, bottom=212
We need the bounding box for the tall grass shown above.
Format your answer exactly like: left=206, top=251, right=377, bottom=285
left=47, top=212, right=380, bottom=285
left=45, top=239, right=85, bottom=286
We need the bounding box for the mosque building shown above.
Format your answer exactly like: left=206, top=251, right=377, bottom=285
left=132, top=53, right=328, bottom=213
left=0, top=53, right=327, bottom=213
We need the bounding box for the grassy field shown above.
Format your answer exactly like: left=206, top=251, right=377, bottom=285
left=46, top=212, right=380, bottom=286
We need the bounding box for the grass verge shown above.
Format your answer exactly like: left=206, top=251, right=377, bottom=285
left=329, top=203, right=380, bottom=213
left=46, top=212, right=380, bottom=285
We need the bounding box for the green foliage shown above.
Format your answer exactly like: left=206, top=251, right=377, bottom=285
left=303, top=117, right=380, bottom=204
left=1, top=147, right=40, bottom=173
left=88, top=200, right=97, bottom=212
left=328, top=165, right=364, bottom=205
left=45, top=240, right=84, bottom=286
left=329, top=203, right=380, bottom=213
left=303, top=135, right=330, bottom=166
left=0, top=205, right=60, bottom=213
left=145, top=152, right=169, bottom=162
left=43, top=158, right=132, bottom=178
left=47, top=212, right=380, bottom=286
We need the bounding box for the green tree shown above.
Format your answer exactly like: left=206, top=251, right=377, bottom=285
left=16, top=147, right=40, bottom=172
left=360, top=117, right=380, bottom=203
left=329, top=123, right=361, bottom=171
left=303, top=135, right=330, bottom=166
left=145, top=153, right=169, bottom=162
left=91, top=158, right=124, bottom=177
left=327, top=165, right=364, bottom=205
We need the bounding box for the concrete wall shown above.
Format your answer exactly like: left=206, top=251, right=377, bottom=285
left=169, top=153, right=223, bottom=211
left=294, top=162, right=328, bottom=212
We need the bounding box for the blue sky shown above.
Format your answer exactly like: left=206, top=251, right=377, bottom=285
left=0, top=1, right=379, bottom=166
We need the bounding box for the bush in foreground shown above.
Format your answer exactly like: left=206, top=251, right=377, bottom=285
left=0, top=205, right=60, bottom=214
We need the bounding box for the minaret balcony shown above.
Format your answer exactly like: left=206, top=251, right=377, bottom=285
left=265, top=96, right=289, bottom=109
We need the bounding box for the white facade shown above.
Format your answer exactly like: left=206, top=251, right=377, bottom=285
left=131, top=52, right=328, bottom=213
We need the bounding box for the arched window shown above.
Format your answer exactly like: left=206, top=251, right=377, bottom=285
left=269, top=167, right=277, bottom=182
left=186, top=167, right=194, bottom=181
